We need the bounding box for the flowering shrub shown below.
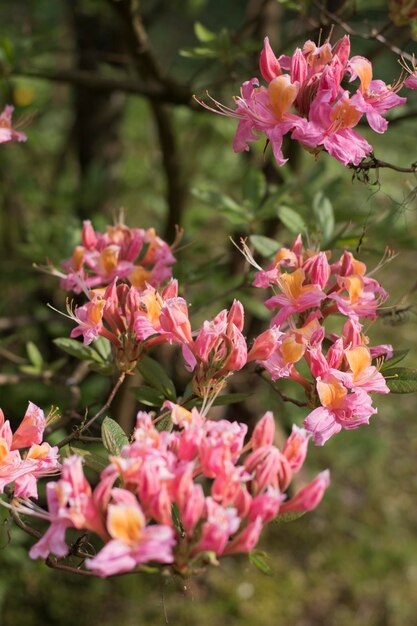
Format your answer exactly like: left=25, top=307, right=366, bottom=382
left=1, top=32, right=416, bottom=582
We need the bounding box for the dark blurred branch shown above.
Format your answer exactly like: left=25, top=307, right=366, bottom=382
left=108, top=0, right=187, bottom=240
left=11, top=67, right=194, bottom=104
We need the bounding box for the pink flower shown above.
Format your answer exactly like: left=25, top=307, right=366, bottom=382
left=86, top=489, right=175, bottom=577
left=304, top=373, right=377, bottom=445
left=0, top=105, right=27, bottom=144
left=292, top=86, right=372, bottom=166
left=348, top=56, right=406, bottom=133
left=265, top=268, right=327, bottom=326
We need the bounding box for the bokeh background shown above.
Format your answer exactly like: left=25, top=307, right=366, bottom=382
left=1, top=1, right=417, bottom=625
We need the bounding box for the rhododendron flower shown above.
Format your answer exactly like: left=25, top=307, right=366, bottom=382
left=0, top=105, right=27, bottom=144
left=304, top=373, right=377, bottom=445
left=264, top=268, right=327, bottom=326
left=0, top=403, right=59, bottom=499
left=199, top=35, right=408, bottom=166
left=60, top=221, right=175, bottom=293
left=26, top=407, right=329, bottom=576
left=86, top=489, right=175, bottom=577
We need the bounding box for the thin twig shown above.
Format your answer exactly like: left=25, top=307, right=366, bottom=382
left=352, top=156, right=417, bottom=175
left=313, top=0, right=415, bottom=62
left=257, top=369, right=308, bottom=407
left=45, top=556, right=96, bottom=577
left=57, top=372, right=126, bottom=448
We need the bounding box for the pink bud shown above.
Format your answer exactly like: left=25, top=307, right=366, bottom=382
left=181, top=484, right=205, bottom=536
left=12, top=402, right=46, bottom=450
left=259, top=37, right=282, bottom=82
left=223, top=517, right=263, bottom=555
left=160, top=297, right=192, bottom=345
left=251, top=412, right=275, bottom=448
left=228, top=300, right=245, bottom=332
left=247, top=329, right=277, bottom=362
left=303, top=252, right=330, bottom=289
left=162, top=279, right=178, bottom=300
left=281, top=425, right=309, bottom=473
left=290, top=48, right=307, bottom=84
left=333, top=35, right=351, bottom=67
left=279, top=469, right=330, bottom=514
left=81, top=220, right=97, bottom=250
left=249, top=488, right=283, bottom=523
left=326, top=337, right=344, bottom=369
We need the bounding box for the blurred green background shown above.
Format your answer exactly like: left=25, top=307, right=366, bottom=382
left=1, top=0, right=417, bottom=624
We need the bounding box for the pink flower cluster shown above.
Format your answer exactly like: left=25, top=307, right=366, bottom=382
left=0, top=105, right=27, bottom=144
left=68, top=277, right=181, bottom=372
left=0, top=403, right=59, bottom=498
left=250, top=235, right=391, bottom=444
left=28, top=408, right=329, bottom=576
left=200, top=36, right=409, bottom=166
left=60, top=220, right=176, bottom=293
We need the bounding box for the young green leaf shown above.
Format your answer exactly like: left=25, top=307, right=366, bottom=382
left=384, top=367, right=417, bottom=393
left=26, top=341, right=43, bottom=370
left=242, top=170, right=266, bottom=208
left=249, top=550, right=273, bottom=575
left=68, top=446, right=108, bottom=473
left=312, top=191, right=334, bottom=243
left=53, top=338, right=103, bottom=363
left=249, top=235, right=280, bottom=258
left=194, top=22, right=216, bottom=43
left=380, top=349, right=409, bottom=372
left=277, top=206, right=307, bottom=234
left=130, top=385, right=165, bottom=407
left=101, top=417, right=129, bottom=455
left=137, top=356, right=176, bottom=401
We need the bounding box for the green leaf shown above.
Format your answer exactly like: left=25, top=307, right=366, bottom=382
left=68, top=446, right=108, bottom=473
left=137, top=356, right=176, bottom=401
left=249, top=235, right=280, bottom=258
left=242, top=170, right=266, bottom=208
left=130, top=385, right=165, bottom=407
left=179, top=47, right=217, bottom=59
left=19, top=365, right=42, bottom=375
left=53, top=338, right=103, bottom=363
left=194, top=21, right=216, bottom=42
left=155, top=412, right=173, bottom=433
left=312, top=191, right=334, bottom=244
left=249, top=550, right=272, bottom=575
left=101, top=417, right=129, bottom=455
left=88, top=362, right=116, bottom=376
left=195, top=188, right=242, bottom=212
left=92, top=336, right=112, bottom=361
left=380, top=349, right=409, bottom=372
left=275, top=511, right=306, bottom=523
left=384, top=368, right=417, bottom=393
left=26, top=341, right=43, bottom=370
left=277, top=206, right=306, bottom=234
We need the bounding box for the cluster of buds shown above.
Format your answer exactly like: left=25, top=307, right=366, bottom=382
left=199, top=35, right=412, bottom=166
left=245, top=235, right=391, bottom=444
left=389, top=0, right=417, bottom=29
left=68, top=278, right=182, bottom=372
left=25, top=407, right=329, bottom=577
left=0, top=105, right=27, bottom=144
left=0, top=403, right=59, bottom=499
left=60, top=220, right=176, bottom=293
